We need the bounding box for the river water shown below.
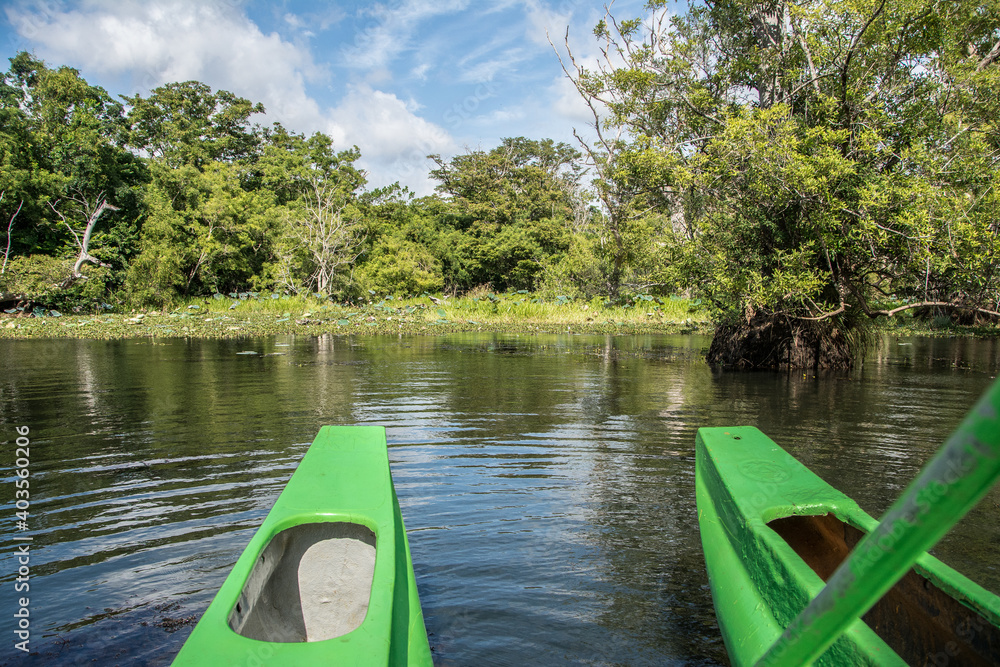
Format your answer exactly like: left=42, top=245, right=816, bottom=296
left=1, top=333, right=999, bottom=665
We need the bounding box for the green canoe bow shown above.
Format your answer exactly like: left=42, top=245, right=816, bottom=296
left=696, top=426, right=1000, bottom=666
left=171, top=426, right=433, bottom=666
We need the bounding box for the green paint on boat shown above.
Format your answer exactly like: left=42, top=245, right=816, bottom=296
left=696, top=426, right=1000, bottom=666
left=171, top=426, right=433, bottom=666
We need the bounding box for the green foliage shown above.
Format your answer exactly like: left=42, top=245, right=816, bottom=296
left=1, top=52, right=146, bottom=270
left=429, top=137, right=583, bottom=227
left=355, top=235, right=443, bottom=296
left=124, top=162, right=278, bottom=308
left=16, top=10, right=1000, bottom=338
left=260, top=128, right=367, bottom=295
left=539, top=233, right=606, bottom=299
left=568, top=0, right=1000, bottom=330
left=1, top=255, right=111, bottom=311
left=123, top=81, right=264, bottom=168
left=425, top=137, right=588, bottom=292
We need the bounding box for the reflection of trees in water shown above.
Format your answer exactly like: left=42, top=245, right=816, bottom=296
left=869, top=335, right=1000, bottom=375
left=574, top=344, right=728, bottom=664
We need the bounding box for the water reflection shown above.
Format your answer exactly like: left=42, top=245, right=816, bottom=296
left=0, top=333, right=997, bottom=665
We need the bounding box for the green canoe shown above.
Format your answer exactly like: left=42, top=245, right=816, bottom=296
left=696, top=426, right=1000, bottom=666
left=172, top=425, right=433, bottom=666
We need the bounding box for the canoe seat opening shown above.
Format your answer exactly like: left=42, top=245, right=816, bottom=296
left=768, top=514, right=1000, bottom=666
left=228, top=522, right=377, bottom=643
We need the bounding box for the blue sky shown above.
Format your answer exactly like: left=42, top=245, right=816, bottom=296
left=1, top=0, right=653, bottom=194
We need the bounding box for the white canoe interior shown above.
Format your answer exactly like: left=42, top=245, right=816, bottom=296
left=227, top=522, right=377, bottom=643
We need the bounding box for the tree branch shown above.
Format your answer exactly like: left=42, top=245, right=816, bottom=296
left=870, top=301, right=1000, bottom=319
left=790, top=11, right=821, bottom=96
left=50, top=196, right=119, bottom=278
left=840, top=0, right=886, bottom=118
left=795, top=301, right=846, bottom=321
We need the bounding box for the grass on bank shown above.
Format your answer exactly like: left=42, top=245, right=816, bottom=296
left=5, top=290, right=992, bottom=340
left=0, top=291, right=712, bottom=339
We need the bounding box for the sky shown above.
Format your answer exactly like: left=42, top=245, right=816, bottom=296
left=0, top=0, right=653, bottom=195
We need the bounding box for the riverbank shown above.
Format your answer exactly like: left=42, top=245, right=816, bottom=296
left=0, top=293, right=713, bottom=339
left=2, top=292, right=993, bottom=340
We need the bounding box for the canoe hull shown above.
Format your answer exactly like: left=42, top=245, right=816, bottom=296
left=172, top=425, right=432, bottom=666
left=696, top=426, right=1000, bottom=666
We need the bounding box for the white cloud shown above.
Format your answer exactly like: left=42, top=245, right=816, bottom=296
left=3, top=0, right=459, bottom=194
left=479, top=107, right=527, bottom=124
left=325, top=84, right=457, bottom=195
left=5, top=0, right=327, bottom=130
left=540, top=2, right=645, bottom=135
left=411, top=62, right=431, bottom=81
left=283, top=6, right=345, bottom=35
left=522, top=0, right=579, bottom=48
left=340, top=0, right=469, bottom=72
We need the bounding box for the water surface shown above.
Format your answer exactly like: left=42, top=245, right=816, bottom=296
left=1, top=333, right=998, bottom=665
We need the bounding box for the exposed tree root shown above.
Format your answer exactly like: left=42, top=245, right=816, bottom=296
left=707, top=315, right=854, bottom=370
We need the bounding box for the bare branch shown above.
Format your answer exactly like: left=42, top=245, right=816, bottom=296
left=795, top=301, right=846, bottom=321
left=50, top=196, right=119, bottom=278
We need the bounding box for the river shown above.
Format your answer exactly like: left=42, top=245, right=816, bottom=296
left=1, top=333, right=998, bottom=665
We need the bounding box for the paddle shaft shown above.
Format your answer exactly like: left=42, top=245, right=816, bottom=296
left=754, top=379, right=1000, bottom=667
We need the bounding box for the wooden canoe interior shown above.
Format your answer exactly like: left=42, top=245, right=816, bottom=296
left=768, top=513, right=1000, bottom=667
left=227, top=522, right=377, bottom=643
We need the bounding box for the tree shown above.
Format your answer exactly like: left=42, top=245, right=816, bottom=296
left=48, top=195, right=119, bottom=278
left=559, top=0, right=1000, bottom=368
left=1, top=52, right=146, bottom=305
left=429, top=137, right=583, bottom=226
left=124, top=161, right=278, bottom=306
left=428, top=138, right=582, bottom=291
left=1, top=192, right=23, bottom=275
left=121, top=82, right=275, bottom=306
left=123, top=81, right=265, bottom=169
left=261, top=128, right=367, bottom=295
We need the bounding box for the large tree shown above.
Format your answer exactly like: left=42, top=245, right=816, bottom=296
left=429, top=137, right=583, bottom=226
left=121, top=83, right=273, bottom=306
left=1, top=52, right=145, bottom=303
left=260, top=127, right=367, bottom=295
left=428, top=137, right=583, bottom=291
left=123, top=161, right=278, bottom=306
left=560, top=0, right=1000, bottom=368
left=123, top=81, right=264, bottom=169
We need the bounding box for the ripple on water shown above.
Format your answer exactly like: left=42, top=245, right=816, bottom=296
left=1, top=333, right=997, bottom=665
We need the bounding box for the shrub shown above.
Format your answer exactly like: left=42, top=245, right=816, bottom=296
left=0, top=255, right=112, bottom=311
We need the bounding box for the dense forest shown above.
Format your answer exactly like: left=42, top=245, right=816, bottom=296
left=2, top=0, right=999, bottom=368
left=0, top=50, right=635, bottom=311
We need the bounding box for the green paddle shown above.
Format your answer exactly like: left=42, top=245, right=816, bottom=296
left=755, top=379, right=1000, bottom=666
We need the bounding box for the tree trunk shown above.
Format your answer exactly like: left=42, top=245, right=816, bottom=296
left=72, top=200, right=119, bottom=277
left=2, top=196, right=23, bottom=275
